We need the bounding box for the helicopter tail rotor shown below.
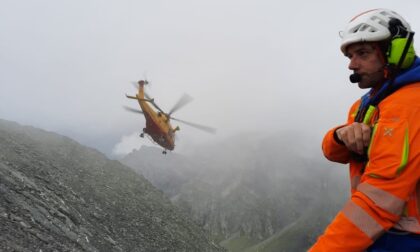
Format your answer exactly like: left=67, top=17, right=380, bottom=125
left=132, top=79, right=149, bottom=87
left=131, top=80, right=153, bottom=100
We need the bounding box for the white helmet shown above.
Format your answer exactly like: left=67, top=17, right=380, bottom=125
left=340, top=8, right=412, bottom=53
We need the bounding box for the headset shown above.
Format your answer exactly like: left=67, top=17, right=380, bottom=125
left=386, top=18, right=416, bottom=69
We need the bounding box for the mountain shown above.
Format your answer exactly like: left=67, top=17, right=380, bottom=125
left=0, top=119, right=224, bottom=252
left=121, top=131, right=349, bottom=251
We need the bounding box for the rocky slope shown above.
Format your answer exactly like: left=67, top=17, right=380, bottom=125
left=0, top=119, right=224, bottom=252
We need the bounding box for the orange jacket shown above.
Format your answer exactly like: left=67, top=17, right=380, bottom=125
left=310, top=82, right=420, bottom=251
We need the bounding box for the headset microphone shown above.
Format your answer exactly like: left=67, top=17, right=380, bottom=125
left=349, top=73, right=361, bottom=83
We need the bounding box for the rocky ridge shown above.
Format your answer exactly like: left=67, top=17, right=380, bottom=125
left=0, top=119, right=224, bottom=252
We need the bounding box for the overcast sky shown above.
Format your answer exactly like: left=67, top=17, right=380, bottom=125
left=1, top=0, right=419, bottom=157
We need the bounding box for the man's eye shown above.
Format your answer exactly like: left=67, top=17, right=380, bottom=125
left=358, top=50, right=369, bottom=56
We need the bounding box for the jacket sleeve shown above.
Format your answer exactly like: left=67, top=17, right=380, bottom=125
left=321, top=100, right=360, bottom=164
left=310, top=102, right=420, bottom=252
left=322, top=126, right=350, bottom=164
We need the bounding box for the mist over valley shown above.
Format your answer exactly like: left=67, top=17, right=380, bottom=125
left=120, top=130, right=349, bottom=251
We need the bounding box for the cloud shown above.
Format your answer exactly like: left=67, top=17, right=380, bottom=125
left=111, top=131, right=153, bottom=158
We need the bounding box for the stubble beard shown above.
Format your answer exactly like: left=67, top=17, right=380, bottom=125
left=358, top=71, right=386, bottom=90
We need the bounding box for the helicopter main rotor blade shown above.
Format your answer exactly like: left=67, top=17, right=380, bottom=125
left=123, top=106, right=144, bottom=114
left=168, top=93, right=194, bottom=116
left=171, top=117, right=216, bottom=134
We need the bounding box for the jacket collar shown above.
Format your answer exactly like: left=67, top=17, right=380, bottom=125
left=365, top=56, right=420, bottom=106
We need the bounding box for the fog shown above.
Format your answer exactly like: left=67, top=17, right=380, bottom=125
left=1, top=0, right=419, bottom=157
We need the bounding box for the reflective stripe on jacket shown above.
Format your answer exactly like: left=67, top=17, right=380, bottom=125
left=310, top=82, right=420, bottom=251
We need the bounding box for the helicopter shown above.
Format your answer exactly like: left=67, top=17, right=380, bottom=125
left=124, top=80, right=216, bottom=154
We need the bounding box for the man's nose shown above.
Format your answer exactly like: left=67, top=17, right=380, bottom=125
left=348, top=57, right=359, bottom=71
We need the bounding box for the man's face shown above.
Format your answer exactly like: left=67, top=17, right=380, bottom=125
left=345, top=42, right=386, bottom=89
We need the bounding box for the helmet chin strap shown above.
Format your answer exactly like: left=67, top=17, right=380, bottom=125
left=373, top=43, right=390, bottom=79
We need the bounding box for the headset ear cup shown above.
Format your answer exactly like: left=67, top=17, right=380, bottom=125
left=387, top=38, right=416, bottom=69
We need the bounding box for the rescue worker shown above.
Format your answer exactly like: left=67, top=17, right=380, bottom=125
left=310, top=9, right=420, bottom=251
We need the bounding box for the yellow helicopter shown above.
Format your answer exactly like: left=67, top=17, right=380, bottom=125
left=124, top=80, right=216, bottom=154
